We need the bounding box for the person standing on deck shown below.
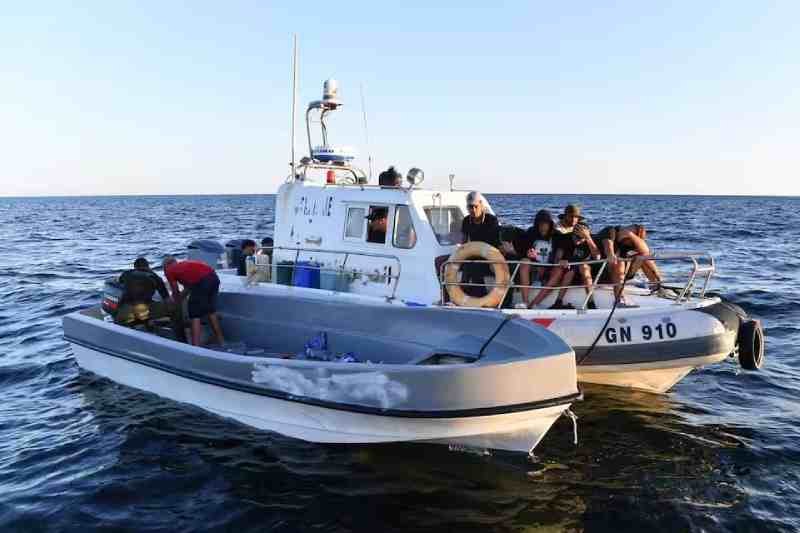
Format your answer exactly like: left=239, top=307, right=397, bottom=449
left=460, top=191, right=501, bottom=297
left=237, top=239, right=257, bottom=276
left=162, top=256, right=224, bottom=347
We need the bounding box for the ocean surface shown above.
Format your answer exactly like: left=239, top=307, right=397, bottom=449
left=0, top=193, right=798, bottom=532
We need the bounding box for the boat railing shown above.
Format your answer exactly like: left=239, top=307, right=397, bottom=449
left=438, top=251, right=716, bottom=310
left=253, top=245, right=403, bottom=300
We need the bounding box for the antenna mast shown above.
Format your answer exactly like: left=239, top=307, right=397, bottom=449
left=359, top=83, right=373, bottom=180
left=290, top=35, right=298, bottom=180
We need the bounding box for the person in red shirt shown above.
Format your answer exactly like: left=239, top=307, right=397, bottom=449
left=162, top=256, right=224, bottom=347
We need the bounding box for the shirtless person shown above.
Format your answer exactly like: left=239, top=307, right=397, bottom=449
left=597, top=224, right=663, bottom=306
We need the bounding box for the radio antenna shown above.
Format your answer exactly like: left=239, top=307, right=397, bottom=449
left=359, top=83, right=373, bottom=180
left=290, top=35, right=298, bottom=180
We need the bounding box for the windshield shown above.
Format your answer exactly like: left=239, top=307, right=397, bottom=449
left=424, top=206, right=464, bottom=245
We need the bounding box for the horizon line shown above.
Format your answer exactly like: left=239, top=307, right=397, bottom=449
left=1, top=191, right=797, bottom=200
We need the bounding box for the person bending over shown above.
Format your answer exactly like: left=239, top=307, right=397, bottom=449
left=116, top=257, right=187, bottom=342
left=597, top=224, right=663, bottom=306
left=163, top=256, right=224, bottom=347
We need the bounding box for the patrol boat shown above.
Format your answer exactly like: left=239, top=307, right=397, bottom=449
left=206, top=78, right=764, bottom=394
left=63, top=290, right=580, bottom=454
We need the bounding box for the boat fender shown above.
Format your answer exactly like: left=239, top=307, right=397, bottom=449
left=737, top=319, right=765, bottom=371
left=445, top=242, right=510, bottom=308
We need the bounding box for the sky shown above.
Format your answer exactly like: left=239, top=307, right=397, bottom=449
left=2, top=1, right=799, bottom=196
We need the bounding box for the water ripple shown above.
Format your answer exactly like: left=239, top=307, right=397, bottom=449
left=0, top=194, right=797, bottom=532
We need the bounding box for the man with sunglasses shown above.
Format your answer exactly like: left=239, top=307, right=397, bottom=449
left=459, top=191, right=501, bottom=296
left=460, top=191, right=500, bottom=248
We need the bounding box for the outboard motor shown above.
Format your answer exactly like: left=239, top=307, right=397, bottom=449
left=101, top=277, right=124, bottom=318
left=187, top=240, right=225, bottom=268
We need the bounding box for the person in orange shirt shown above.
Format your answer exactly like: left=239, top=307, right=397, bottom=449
left=162, top=256, right=225, bottom=347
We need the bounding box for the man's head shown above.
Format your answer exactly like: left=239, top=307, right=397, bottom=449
left=162, top=256, right=177, bottom=270
left=133, top=257, right=150, bottom=271
left=367, top=208, right=388, bottom=231
left=560, top=204, right=583, bottom=228
left=466, top=191, right=485, bottom=219
left=378, top=166, right=403, bottom=188
left=241, top=239, right=257, bottom=256
left=533, top=209, right=554, bottom=236
left=631, top=224, right=647, bottom=240
left=572, top=223, right=591, bottom=245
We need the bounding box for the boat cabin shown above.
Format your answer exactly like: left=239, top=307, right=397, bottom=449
left=273, top=176, right=490, bottom=305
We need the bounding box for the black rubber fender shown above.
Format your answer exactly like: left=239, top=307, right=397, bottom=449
left=696, top=301, right=743, bottom=333
left=738, top=319, right=765, bottom=370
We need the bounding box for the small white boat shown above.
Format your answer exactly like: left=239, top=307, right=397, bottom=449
left=63, top=292, right=579, bottom=454
left=203, top=78, right=764, bottom=394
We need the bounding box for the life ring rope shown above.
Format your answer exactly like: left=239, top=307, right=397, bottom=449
left=444, top=242, right=510, bottom=308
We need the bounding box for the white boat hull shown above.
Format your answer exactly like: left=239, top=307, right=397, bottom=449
left=72, top=343, right=569, bottom=453
left=576, top=352, right=730, bottom=393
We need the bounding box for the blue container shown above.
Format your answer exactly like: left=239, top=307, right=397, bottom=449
left=292, top=261, right=320, bottom=289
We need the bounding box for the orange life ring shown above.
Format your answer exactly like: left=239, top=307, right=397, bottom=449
left=445, top=242, right=510, bottom=308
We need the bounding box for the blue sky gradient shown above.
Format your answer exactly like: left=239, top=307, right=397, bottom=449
left=2, top=2, right=798, bottom=196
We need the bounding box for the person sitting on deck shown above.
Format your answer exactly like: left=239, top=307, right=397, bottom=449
left=556, top=224, right=602, bottom=309
left=116, top=257, right=186, bottom=343
left=460, top=191, right=501, bottom=297
left=236, top=239, right=257, bottom=276
left=515, top=209, right=557, bottom=308
left=596, top=224, right=664, bottom=307
left=163, top=256, right=224, bottom=347
left=527, top=204, right=585, bottom=309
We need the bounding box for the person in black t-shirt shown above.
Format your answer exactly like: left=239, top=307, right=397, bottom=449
left=461, top=192, right=500, bottom=247
left=237, top=239, right=257, bottom=276
left=515, top=209, right=557, bottom=307
left=459, top=191, right=501, bottom=296
left=554, top=224, right=601, bottom=309
left=116, top=257, right=186, bottom=342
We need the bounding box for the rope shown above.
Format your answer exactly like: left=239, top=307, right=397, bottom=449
left=576, top=272, right=631, bottom=365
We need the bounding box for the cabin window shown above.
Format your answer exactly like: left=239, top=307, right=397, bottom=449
left=366, top=206, right=389, bottom=244
left=345, top=207, right=366, bottom=239
left=392, top=205, right=416, bottom=249
left=424, top=206, right=464, bottom=245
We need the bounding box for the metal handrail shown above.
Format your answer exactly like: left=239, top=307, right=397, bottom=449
left=256, top=245, right=403, bottom=300
left=439, top=251, right=716, bottom=309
